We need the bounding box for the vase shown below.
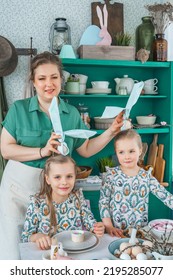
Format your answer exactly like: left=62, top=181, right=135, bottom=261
left=153, top=33, right=167, bottom=62
left=136, top=16, right=155, bottom=61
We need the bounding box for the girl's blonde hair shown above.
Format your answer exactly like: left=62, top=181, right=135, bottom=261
left=30, top=51, right=63, bottom=81
left=39, top=155, right=77, bottom=235
left=114, top=129, right=142, bottom=150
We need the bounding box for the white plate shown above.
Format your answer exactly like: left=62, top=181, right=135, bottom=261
left=143, top=92, right=158, bottom=95
left=86, top=88, right=111, bottom=94
left=53, top=231, right=99, bottom=252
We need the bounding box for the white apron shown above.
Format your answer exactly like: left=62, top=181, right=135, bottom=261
left=0, top=160, right=42, bottom=259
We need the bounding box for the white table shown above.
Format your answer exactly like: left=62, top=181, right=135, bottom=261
left=19, top=234, right=118, bottom=260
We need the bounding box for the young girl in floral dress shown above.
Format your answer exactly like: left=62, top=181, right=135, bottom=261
left=22, top=155, right=104, bottom=250
left=99, top=129, right=173, bottom=237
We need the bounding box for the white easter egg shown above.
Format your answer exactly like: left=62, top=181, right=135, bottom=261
left=120, top=242, right=132, bottom=254
left=146, top=251, right=154, bottom=260
left=120, top=253, right=131, bottom=260
left=132, top=246, right=143, bottom=257
left=136, top=253, right=148, bottom=260
left=142, top=240, right=153, bottom=248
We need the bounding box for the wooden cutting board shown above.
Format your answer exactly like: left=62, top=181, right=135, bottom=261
left=147, top=134, right=158, bottom=168
left=139, top=142, right=148, bottom=166
left=91, top=0, right=124, bottom=45
left=154, top=144, right=165, bottom=183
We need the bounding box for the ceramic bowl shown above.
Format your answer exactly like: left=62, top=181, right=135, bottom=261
left=136, top=116, right=156, bottom=125
left=76, top=166, right=92, bottom=179
left=148, top=219, right=173, bottom=241
left=108, top=238, right=145, bottom=260
left=94, top=117, right=114, bottom=129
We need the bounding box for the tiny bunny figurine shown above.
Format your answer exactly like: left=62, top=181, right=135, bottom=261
left=96, top=4, right=112, bottom=46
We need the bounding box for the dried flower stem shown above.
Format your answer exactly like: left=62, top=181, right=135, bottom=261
left=145, top=2, right=173, bottom=33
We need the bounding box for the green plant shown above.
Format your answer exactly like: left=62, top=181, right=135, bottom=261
left=115, top=32, right=132, bottom=46
left=67, top=74, right=79, bottom=82
left=96, top=157, right=114, bottom=173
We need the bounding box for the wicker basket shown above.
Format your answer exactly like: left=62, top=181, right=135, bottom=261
left=76, top=166, right=92, bottom=179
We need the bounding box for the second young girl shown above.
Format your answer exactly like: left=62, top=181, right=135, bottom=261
left=22, top=155, right=104, bottom=249
left=99, top=129, right=173, bottom=237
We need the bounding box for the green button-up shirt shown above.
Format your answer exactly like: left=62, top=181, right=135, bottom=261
left=2, top=96, right=87, bottom=168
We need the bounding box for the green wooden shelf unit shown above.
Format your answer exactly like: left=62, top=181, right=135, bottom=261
left=62, top=59, right=173, bottom=222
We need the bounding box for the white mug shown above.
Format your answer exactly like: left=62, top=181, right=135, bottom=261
left=144, top=78, right=158, bottom=93
left=144, top=85, right=158, bottom=93
left=144, top=78, right=158, bottom=87
left=78, top=74, right=88, bottom=84
left=79, top=83, right=86, bottom=94
left=91, top=81, right=109, bottom=89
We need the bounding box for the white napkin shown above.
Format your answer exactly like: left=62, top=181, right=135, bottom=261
left=101, top=81, right=144, bottom=130
left=49, top=97, right=97, bottom=155
left=64, top=129, right=96, bottom=138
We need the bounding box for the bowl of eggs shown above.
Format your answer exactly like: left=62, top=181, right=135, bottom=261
left=108, top=238, right=154, bottom=260
left=148, top=219, right=173, bottom=242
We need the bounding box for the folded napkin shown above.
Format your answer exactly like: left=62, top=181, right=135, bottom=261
left=101, top=81, right=144, bottom=130
left=49, top=97, right=97, bottom=155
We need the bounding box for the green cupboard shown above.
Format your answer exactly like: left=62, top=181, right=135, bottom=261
left=61, top=58, right=173, bottom=222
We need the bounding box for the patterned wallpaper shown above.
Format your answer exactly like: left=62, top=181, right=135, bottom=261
left=0, top=0, right=160, bottom=106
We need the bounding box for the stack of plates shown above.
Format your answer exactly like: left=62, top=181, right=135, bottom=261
left=86, top=88, right=111, bottom=95
left=53, top=231, right=99, bottom=253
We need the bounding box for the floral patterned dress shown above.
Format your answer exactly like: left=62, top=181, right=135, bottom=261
left=22, top=189, right=96, bottom=242
left=99, top=166, right=173, bottom=229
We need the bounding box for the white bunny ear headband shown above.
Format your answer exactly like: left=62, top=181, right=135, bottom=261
left=101, top=81, right=144, bottom=130
left=49, top=97, right=97, bottom=156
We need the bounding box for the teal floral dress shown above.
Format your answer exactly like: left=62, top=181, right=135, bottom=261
left=99, top=166, right=173, bottom=229
left=22, top=189, right=96, bottom=242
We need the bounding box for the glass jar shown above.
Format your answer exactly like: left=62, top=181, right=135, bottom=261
left=136, top=16, right=155, bottom=61
left=77, top=103, right=90, bottom=129
left=153, top=33, right=167, bottom=62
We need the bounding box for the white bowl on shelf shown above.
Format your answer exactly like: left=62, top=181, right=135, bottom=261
left=94, top=117, right=114, bottom=129
left=136, top=116, right=156, bottom=125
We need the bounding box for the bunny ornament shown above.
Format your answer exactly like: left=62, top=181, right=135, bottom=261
left=96, top=4, right=112, bottom=46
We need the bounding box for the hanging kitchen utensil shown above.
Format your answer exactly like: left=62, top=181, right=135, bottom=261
left=147, top=134, right=158, bottom=169
left=154, top=144, right=165, bottom=183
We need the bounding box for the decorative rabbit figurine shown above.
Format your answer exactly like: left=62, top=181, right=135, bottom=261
left=96, top=4, right=112, bottom=45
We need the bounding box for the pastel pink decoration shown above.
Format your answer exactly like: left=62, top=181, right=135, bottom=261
left=96, top=4, right=112, bottom=46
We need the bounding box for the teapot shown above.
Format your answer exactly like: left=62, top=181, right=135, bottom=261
left=114, top=75, right=138, bottom=95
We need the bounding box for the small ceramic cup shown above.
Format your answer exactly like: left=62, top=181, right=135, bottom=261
left=65, top=81, right=80, bottom=93
left=144, top=85, right=158, bottom=93
left=79, top=83, right=86, bottom=94
left=78, top=74, right=88, bottom=84
left=91, top=81, right=109, bottom=89
left=144, top=78, right=158, bottom=93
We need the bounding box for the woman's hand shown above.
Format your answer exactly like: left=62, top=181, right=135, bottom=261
left=106, top=226, right=124, bottom=237
left=108, top=111, right=124, bottom=136
left=40, top=132, right=63, bottom=157
left=30, top=233, right=51, bottom=250
left=93, top=222, right=105, bottom=237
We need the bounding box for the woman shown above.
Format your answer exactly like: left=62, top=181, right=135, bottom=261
left=0, top=51, right=123, bottom=259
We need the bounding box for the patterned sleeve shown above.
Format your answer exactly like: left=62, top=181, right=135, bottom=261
left=149, top=174, right=173, bottom=209
left=77, top=189, right=97, bottom=231
left=21, top=195, right=40, bottom=242
left=99, top=168, right=114, bottom=219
